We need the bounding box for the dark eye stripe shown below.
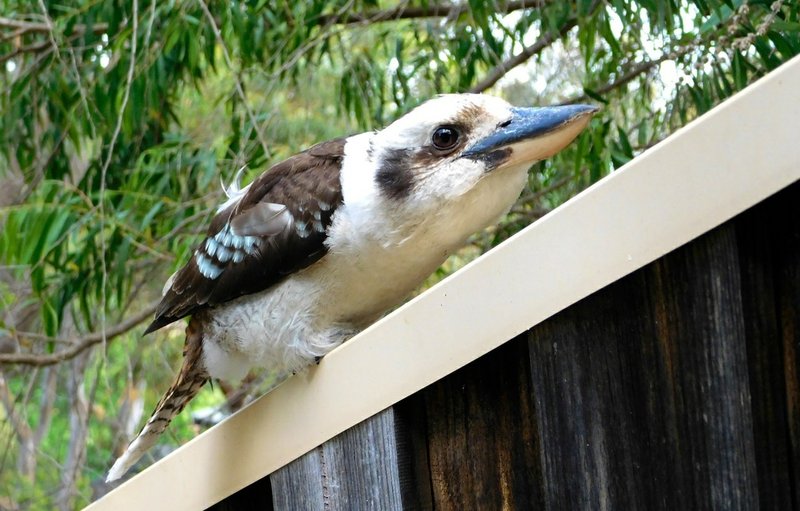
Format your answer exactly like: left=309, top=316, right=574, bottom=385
left=375, top=148, right=415, bottom=200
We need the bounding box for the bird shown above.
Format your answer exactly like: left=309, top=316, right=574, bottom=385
left=106, top=93, right=596, bottom=482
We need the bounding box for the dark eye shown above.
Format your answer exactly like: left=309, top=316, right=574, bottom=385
left=431, top=126, right=460, bottom=151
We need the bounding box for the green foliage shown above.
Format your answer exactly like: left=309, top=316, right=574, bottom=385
left=0, top=0, right=798, bottom=508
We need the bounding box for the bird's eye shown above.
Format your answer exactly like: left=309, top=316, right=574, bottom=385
left=431, top=126, right=460, bottom=151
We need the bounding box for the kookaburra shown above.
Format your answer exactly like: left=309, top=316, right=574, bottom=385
left=107, top=94, right=596, bottom=481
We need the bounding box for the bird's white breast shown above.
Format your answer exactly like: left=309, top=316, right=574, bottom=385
left=201, top=134, right=529, bottom=382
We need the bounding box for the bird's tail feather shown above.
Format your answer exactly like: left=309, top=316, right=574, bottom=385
left=106, top=317, right=209, bottom=482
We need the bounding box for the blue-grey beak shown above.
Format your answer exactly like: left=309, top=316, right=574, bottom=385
left=462, top=104, right=598, bottom=165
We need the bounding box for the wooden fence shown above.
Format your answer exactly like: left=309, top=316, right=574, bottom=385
left=210, top=182, right=798, bottom=510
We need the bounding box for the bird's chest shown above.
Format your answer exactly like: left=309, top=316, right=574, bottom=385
left=203, top=165, right=527, bottom=379
left=318, top=164, right=529, bottom=322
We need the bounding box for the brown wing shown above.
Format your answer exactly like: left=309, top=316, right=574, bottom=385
left=145, top=138, right=346, bottom=334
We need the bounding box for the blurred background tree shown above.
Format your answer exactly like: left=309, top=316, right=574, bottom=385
left=0, top=0, right=797, bottom=508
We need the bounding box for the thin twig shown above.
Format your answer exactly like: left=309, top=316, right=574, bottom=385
left=0, top=16, right=49, bottom=32
left=0, top=372, right=34, bottom=441
left=98, top=0, right=139, bottom=349
left=0, top=22, right=111, bottom=64
left=469, top=16, right=579, bottom=93
left=266, top=0, right=354, bottom=82
left=196, top=0, right=272, bottom=161
left=563, top=47, right=694, bottom=104
left=515, top=174, right=574, bottom=206
left=0, top=299, right=160, bottom=367
left=7, top=330, right=78, bottom=344
left=0, top=39, right=49, bottom=64
left=469, top=0, right=605, bottom=93
left=35, top=0, right=59, bottom=63
left=560, top=18, right=711, bottom=106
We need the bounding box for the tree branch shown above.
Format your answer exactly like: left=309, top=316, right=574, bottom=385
left=0, top=16, right=112, bottom=65
left=468, top=15, right=578, bottom=93
left=0, top=16, right=50, bottom=33
left=468, top=0, right=604, bottom=93
left=0, top=299, right=160, bottom=367
left=515, top=173, right=574, bottom=206
left=0, top=16, right=108, bottom=36
left=0, top=39, right=50, bottom=64
left=562, top=45, right=695, bottom=104
left=0, top=24, right=112, bottom=65
left=317, top=0, right=546, bottom=25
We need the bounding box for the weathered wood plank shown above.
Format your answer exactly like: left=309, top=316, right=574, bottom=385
left=735, top=183, right=798, bottom=510
left=322, top=407, right=404, bottom=509
left=269, top=406, right=426, bottom=510
left=777, top=195, right=800, bottom=507
left=391, top=396, right=434, bottom=510
left=206, top=474, right=273, bottom=511
left=759, top=183, right=800, bottom=507
left=418, top=337, right=544, bottom=510
left=527, top=223, right=759, bottom=510
left=269, top=446, right=327, bottom=510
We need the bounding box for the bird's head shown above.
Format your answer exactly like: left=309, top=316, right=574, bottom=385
left=365, top=94, right=597, bottom=207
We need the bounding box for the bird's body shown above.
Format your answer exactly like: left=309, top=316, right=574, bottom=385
left=202, top=132, right=530, bottom=380
left=107, top=94, right=596, bottom=482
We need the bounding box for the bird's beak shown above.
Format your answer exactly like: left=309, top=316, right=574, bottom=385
left=462, top=104, right=598, bottom=168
